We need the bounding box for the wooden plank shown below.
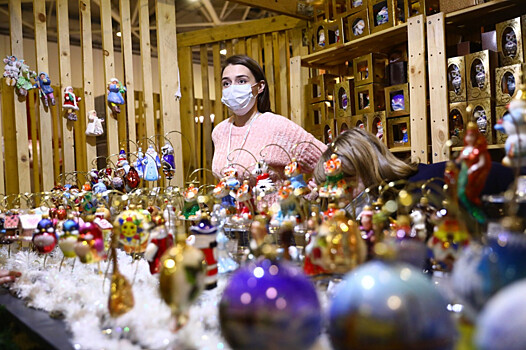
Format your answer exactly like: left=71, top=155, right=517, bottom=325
left=246, top=37, right=253, bottom=57
left=427, top=13, right=449, bottom=163
left=228, top=0, right=312, bottom=19
left=226, top=40, right=233, bottom=57
left=120, top=0, right=137, bottom=151
left=408, top=15, right=428, bottom=164
left=281, top=31, right=290, bottom=117
left=1, top=81, right=18, bottom=194
left=34, top=0, right=55, bottom=190
left=74, top=87, right=88, bottom=173
left=79, top=0, right=96, bottom=169
left=200, top=45, right=213, bottom=183
left=28, top=91, right=41, bottom=193
left=156, top=0, right=184, bottom=187
left=233, top=39, right=246, bottom=55
left=0, top=84, right=5, bottom=194
left=178, top=15, right=306, bottom=47
left=178, top=43, right=197, bottom=171
left=263, top=34, right=275, bottom=111
left=9, top=0, right=31, bottom=194
left=251, top=35, right=261, bottom=63
left=99, top=0, right=118, bottom=158
left=257, top=35, right=264, bottom=66
left=56, top=0, right=75, bottom=175
left=272, top=32, right=282, bottom=115
left=289, top=56, right=304, bottom=127
left=140, top=0, right=156, bottom=145
left=212, top=43, right=224, bottom=125
left=51, top=103, right=61, bottom=182
left=195, top=98, right=202, bottom=174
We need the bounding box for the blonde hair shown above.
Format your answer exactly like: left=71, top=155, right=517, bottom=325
left=314, top=128, right=418, bottom=188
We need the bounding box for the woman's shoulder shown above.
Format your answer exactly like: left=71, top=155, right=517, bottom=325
left=212, top=118, right=231, bottom=139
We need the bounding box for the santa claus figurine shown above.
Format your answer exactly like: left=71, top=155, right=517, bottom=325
left=63, top=86, right=81, bottom=121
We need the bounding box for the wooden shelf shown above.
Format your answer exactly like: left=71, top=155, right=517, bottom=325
left=445, top=0, right=526, bottom=29
left=301, top=24, right=408, bottom=67
left=452, top=144, right=504, bottom=152
left=390, top=146, right=412, bottom=153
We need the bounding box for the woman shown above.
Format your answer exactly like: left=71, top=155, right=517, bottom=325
left=212, top=55, right=326, bottom=187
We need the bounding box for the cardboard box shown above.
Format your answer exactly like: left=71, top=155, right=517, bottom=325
left=308, top=74, right=339, bottom=103
left=334, top=79, right=356, bottom=117
left=387, top=116, right=411, bottom=148
left=306, top=101, right=334, bottom=131
left=369, top=111, right=388, bottom=146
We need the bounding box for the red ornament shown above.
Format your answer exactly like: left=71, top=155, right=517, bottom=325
left=125, top=166, right=140, bottom=189
left=75, top=221, right=107, bottom=263
left=32, top=217, right=57, bottom=254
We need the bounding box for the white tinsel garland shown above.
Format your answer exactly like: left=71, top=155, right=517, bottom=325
left=0, top=246, right=332, bottom=350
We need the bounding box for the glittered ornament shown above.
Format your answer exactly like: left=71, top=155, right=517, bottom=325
left=159, top=223, right=206, bottom=331
left=75, top=220, right=107, bottom=263
left=32, top=216, right=57, bottom=254
left=114, top=210, right=150, bottom=254
left=145, top=224, right=174, bottom=274
left=475, top=280, right=526, bottom=350
left=59, top=218, right=80, bottom=258
left=329, top=260, right=457, bottom=350
left=219, top=258, right=322, bottom=350
left=190, top=216, right=218, bottom=289
left=125, top=166, right=140, bottom=189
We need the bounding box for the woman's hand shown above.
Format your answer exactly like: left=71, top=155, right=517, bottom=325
left=0, top=269, right=21, bottom=284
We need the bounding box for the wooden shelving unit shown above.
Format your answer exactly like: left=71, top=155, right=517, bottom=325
left=445, top=0, right=526, bottom=28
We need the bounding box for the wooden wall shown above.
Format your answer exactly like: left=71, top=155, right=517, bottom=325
left=0, top=0, right=184, bottom=196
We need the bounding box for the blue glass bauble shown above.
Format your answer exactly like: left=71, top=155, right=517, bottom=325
left=329, top=260, right=456, bottom=350
left=219, top=258, right=322, bottom=350
left=476, top=279, right=526, bottom=350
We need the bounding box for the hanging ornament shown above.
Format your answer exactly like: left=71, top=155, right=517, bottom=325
left=62, top=86, right=81, bottom=121
left=252, top=160, right=276, bottom=200
left=329, top=260, right=456, bottom=350
left=32, top=215, right=57, bottom=254
left=143, top=145, right=162, bottom=181
left=161, top=142, right=176, bottom=181
left=114, top=209, right=150, bottom=254
left=108, top=233, right=134, bottom=318
left=181, top=183, right=201, bottom=220
left=16, top=59, right=36, bottom=96
left=58, top=217, right=80, bottom=258
left=318, top=153, right=349, bottom=200
left=3, top=55, right=19, bottom=87
left=33, top=72, right=55, bottom=107
left=145, top=216, right=174, bottom=275
left=107, top=78, right=126, bottom=114
left=270, top=181, right=298, bottom=227
left=213, top=177, right=236, bottom=212
left=159, top=221, right=206, bottom=331
left=190, top=215, right=219, bottom=289
left=284, top=158, right=310, bottom=196
left=219, top=258, right=322, bottom=350
left=125, top=166, right=140, bottom=190
left=210, top=204, right=238, bottom=274
left=75, top=219, right=107, bottom=264
left=85, top=110, right=104, bottom=137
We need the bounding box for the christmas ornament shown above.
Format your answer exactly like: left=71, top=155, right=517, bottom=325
left=376, top=6, right=389, bottom=25
left=125, top=166, right=140, bottom=190
left=107, top=78, right=126, bottom=114
left=284, top=158, right=309, bottom=196
left=32, top=215, right=57, bottom=254
left=33, top=72, right=55, bottom=107
left=159, top=222, right=206, bottom=331
left=181, top=183, right=201, bottom=220
left=270, top=181, right=298, bottom=227
left=63, top=86, right=81, bottom=121
left=114, top=210, right=150, bottom=254
left=219, top=258, right=322, bottom=350
left=329, top=260, right=457, bottom=350
left=391, top=93, right=405, bottom=111
left=318, top=154, right=349, bottom=200
left=190, top=215, right=219, bottom=289
left=143, top=145, right=161, bottom=182
left=211, top=204, right=238, bottom=273
left=252, top=160, right=276, bottom=200
left=108, top=234, right=134, bottom=317
left=58, top=217, right=80, bottom=258
left=145, top=221, right=174, bottom=275
left=161, top=142, right=176, bottom=181
left=75, top=219, right=106, bottom=263
left=135, top=147, right=145, bottom=178
left=3, top=55, right=19, bottom=87
left=85, top=110, right=104, bottom=137
left=16, top=60, right=36, bottom=96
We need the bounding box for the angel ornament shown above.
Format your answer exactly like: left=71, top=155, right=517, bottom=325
left=85, top=110, right=104, bottom=137
left=107, top=78, right=126, bottom=114
left=3, top=55, right=19, bottom=87
left=143, top=145, right=161, bottom=182
left=63, top=86, right=81, bottom=121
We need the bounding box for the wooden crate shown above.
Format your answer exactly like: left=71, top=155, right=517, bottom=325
left=496, top=17, right=524, bottom=66
left=355, top=83, right=386, bottom=114
left=349, top=0, right=368, bottom=13
left=323, top=118, right=338, bottom=144
left=325, top=18, right=345, bottom=48
left=466, top=50, right=498, bottom=101
left=306, top=101, right=334, bottom=131
left=369, top=111, right=388, bottom=146
left=385, top=83, right=410, bottom=117
left=369, top=0, right=405, bottom=34
left=342, top=9, right=370, bottom=42
left=496, top=64, right=521, bottom=106
left=447, top=56, right=467, bottom=103
left=449, top=102, right=468, bottom=147
left=311, top=21, right=329, bottom=52
left=337, top=116, right=352, bottom=135
left=495, top=106, right=509, bottom=145
left=468, top=98, right=494, bottom=145
left=387, top=115, right=411, bottom=148
left=308, top=74, right=338, bottom=103
left=334, top=79, right=355, bottom=117
left=353, top=53, right=388, bottom=86
left=351, top=114, right=368, bottom=130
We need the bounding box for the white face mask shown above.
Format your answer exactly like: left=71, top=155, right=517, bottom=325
left=221, top=83, right=258, bottom=116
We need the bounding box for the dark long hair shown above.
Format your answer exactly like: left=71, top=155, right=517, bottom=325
left=222, top=55, right=272, bottom=113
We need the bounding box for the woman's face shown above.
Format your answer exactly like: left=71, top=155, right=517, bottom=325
left=222, top=64, right=263, bottom=95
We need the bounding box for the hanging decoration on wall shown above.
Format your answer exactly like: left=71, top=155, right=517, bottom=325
left=63, top=86, right=81, bottom=121
left=85, top=110, right=104, bottom=137
left=3, top=55, right=19, bottom=87
left=33, top=72, right=55, bottom=107
left=143, top=145, right=162, bottom=182
left=16, top=60, right=36, bottom=96
left=161, top=142, right=176, bottom=181
left=107, top=78, right=126, bottom=114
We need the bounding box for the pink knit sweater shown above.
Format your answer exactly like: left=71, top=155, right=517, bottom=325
left=212, top=112, right=327, bottom=182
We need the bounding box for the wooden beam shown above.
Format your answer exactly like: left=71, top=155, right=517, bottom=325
left=120, top=0, right=137, bottom=151
left=34, top=0, right=55, bottom=190
left=56, top=0, right=75, bottom=175
left=156, top=0, right=184, bottom=187
left=177, top=15, right=306, bottom=47
left=200, top=45, right=213, bottom=183
left=212, top=43, right=224, bottom=124
left=290, top=27, right=309, bottom=127
left=263, top=34, right=275, bottom=111
left=140, top=0, right=155, bottom=146
left=427, top=13, right=449, bottom=163
left=0, top=85, right=4, bottom=194
left=79, top=0, right=96, bottom=169
left=100, top=0, right=119, bottom=158
left=408, top=15, right=428, bottom=164
left=228, top=0, right=312, bottom=20
left=9, top=0, right=31, bottom=194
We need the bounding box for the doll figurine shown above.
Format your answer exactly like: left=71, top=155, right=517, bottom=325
left=145, top=218, right=174, bottom=275
left=181, top=183, right=201, bottom=220
left=496, top=94, right=526, bottom=167
left=376, top=121, right=384, bottom=139
left=457, top=122, right=492, bottom=224
left=401, top=126, right=409, bottom=143
left=3, top=55, right=19, bottom=86
left=143, top=145, right=161, bottom=181
left=318, top=154, right=349, bottom=200
left=450, top=66, right=462, bottom=94
left=85, top=110, right=104, bottom=136
left=161, top=142, right=176, bottom=181
left=504, top=30, right=518, bottom=58
left=33, top=72, right=55, bottom=107
left=252, top=160, right=276, bottom=200
left=352, top=19, right=365, bottom=36
left=16, top=60, right=36, bottom=96
left=135, top=147, right=145, bottom=178
left=474, top=62, right=486, bottom=89
left=376, top=6, right=389, bottom=25
left=107, top=78, right=126, bottom=114
left=284, top=158, right=310, bottom=196
left=115, top=149, right=130, bottom=177
left=63, top=86, right=81, bottom=121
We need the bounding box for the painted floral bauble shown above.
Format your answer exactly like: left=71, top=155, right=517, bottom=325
left=219, top=259, right=322, bottom=350
left=451, top=229, right=526, bottom=312
left=475, top=280, right=526, bottom=350
left=32, top=217, right=57, bottom=254
left=329, top=261, right=456, bottom=350
left=114, top=210, right=150, bottom=253
left=159, top=239, right=205, bottom=331
left=59, top=219, right=80, bottom=258
left=75, top=221, right=106, bottom=263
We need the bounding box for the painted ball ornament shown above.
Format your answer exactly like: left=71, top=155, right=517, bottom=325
left=75, top=220, right=106, bottom=263
left=219, top=259, right=322, bottom=350
left=114, top=210, right=150, bottom=253
left=32, top=216, right=58, bottom=254
left=59, top=218, right=80, bottom=258
left=329, top=260, right=456, bottom=350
